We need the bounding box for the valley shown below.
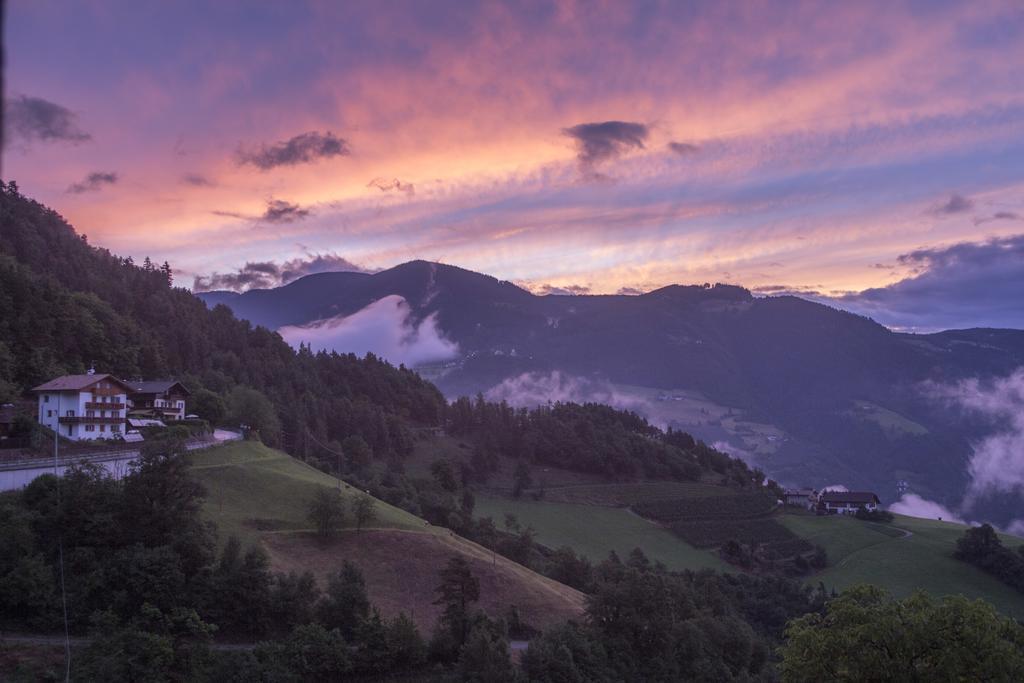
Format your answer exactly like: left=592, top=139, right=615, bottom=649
left=199, top=261, right=1024, bottom=525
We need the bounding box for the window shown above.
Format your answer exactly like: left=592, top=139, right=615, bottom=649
left=99, top=424, right=106, bottom=432
left=86, top=410, right=95, bottom=417
left=111, top=424, right=121, bottom=432
left=85, top=424, right=95, bottom=432
left=46, top=410, right=53, bottom=418
left=66, top=410, right=75, bottom=417
left=43, top=395, right=50, bottom=403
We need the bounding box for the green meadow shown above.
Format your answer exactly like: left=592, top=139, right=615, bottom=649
left=474, top=492, right=729, bottom=572
left=780, top=512, right=1024, bottom=618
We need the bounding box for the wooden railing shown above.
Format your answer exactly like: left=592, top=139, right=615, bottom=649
left=58, top=416, right=125, bottom=425
left=85, top=402, right=125, bottom=410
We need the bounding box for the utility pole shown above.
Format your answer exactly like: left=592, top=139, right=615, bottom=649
left=53, top=431, right=71, bottom=683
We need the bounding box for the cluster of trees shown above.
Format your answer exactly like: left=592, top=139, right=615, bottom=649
left=307, top=488, right=378, bottom=537
left=954, top=523, right=1024, bottom=594
left=447, top=395, right=764, bottom=486
left=522, top=549, right=829, bottom=681
left=780, top=585, right=1024, bottom=681
left=0, top=181, right=445, bottom=458
left=0, top=433, right=515, bottom=680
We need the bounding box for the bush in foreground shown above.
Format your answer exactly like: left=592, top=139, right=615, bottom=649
left=780, top=584, right=1024, bottom=682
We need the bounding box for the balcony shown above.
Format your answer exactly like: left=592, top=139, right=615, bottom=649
left=91, top=388, right=124, bottom=397
left=59, top=416, right=125, bottom=425
left=85, top=402, right=125, bottom=410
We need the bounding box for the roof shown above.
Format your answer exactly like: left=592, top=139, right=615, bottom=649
left=784, top=489, right=815, bottom=496
left=127, top=380, right=191, bottom=396
left=31, top=374, right=132, bottom=393
left=820, top=491, right=880, bottom=505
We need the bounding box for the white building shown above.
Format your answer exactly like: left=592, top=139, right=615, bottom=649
left=126, top=380, right=190, bottom=421
left=32, top=373, right=131, bottom=441
left=783, top=488, right=817, bottom=509
left=819, top=491, right=880, bottom=515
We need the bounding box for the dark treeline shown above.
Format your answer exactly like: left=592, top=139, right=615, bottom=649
left=954, top=524, right=1024, bottom=594
left=447, top=395, right=763, bottom=486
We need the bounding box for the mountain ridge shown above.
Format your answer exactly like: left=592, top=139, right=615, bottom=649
left=198, top=261, right=1024, bottom=523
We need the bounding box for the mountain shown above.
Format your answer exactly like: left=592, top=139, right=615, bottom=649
left=199, top=261, right=1024, bottom=523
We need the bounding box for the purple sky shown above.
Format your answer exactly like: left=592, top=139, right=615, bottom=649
left=5, top=1, right=1024, bottom=329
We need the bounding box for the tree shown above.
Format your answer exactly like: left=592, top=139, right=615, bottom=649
left=318, top=561, right=370, bottom=640
left=307, top=488, right=346, bottom=539
left=434, top=557, right=480, bottom=647
left=209, top=540, right=273, bottom=638
left=226, top=385, right=281, bottom=443
left=430, top=459, right=459, bottom=492
left=547, top=546, right=594, bottom=592
left=522, top=622, right=613, bottom=683
left=190, top=388, right=226, bottom=425
left=255, top=623, right=351, bottom=681
left=386, top=612, right=427, bottom=670
left=75, top=613, right=176, bottom=682
left=457, top=621, right=518, bottom=683
left=511, top=461, right=532, bottom=499
left=268, top=571, right=320, bottom=633
left=954, top=524, right=1024, bottom=593
left=352, top=493, right=377, bottom=532
left=342, top=434, right=373, bottom=474
left=780, top=585, right=1024, bottom=682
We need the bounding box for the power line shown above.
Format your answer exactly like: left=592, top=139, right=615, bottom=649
left=304, top=428, right=346, bottom=491
left=52, top=431, right=72, bottom=683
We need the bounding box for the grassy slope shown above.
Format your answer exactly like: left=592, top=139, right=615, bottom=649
left=780, top=512, right=1024, bottom=618
left=474, top=493, right=729, bottom=572
left=189, top=440, right=425, bottom=546
left=187, top=440, right=585, bottom=631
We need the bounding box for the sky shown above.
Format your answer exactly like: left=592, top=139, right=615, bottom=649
left=4, top=1, right=1024, bottom=330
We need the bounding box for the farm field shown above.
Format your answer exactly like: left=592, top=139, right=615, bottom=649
left=780, top=512, right=1024, bottom=618
left=849, top=400, right=929, bottom=436
left=537, top=481, right=730, bottom=506
left=474, top=493, right=729, bottom=572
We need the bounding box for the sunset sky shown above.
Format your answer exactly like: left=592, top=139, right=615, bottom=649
left=5, top=1, right=1024, bottom=329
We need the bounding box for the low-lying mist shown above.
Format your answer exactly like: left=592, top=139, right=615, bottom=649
left=279, top=295, right=460, bottom=367
left=484, top=370, right=657, bottom=421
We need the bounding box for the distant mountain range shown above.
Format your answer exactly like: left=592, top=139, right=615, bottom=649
left=199, top=261, right=1024, bottom=523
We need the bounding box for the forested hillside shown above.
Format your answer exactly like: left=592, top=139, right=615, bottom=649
left=0, top=181, right=444, bottom=457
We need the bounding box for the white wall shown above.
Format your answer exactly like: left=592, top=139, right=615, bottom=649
left=37, top=386, right=127, bottom=441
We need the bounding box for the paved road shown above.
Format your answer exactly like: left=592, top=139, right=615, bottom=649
left=0, top=429, right=242, bottom=491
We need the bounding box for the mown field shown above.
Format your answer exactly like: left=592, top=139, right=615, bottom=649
left=188, top=440, right=426, bottom=545
left=779, top=512, right=1024, bottom=618
left=473, top=493, right=729, bottom=572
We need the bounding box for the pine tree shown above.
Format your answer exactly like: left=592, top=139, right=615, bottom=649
left=433, top=557, right=480, bottom=646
